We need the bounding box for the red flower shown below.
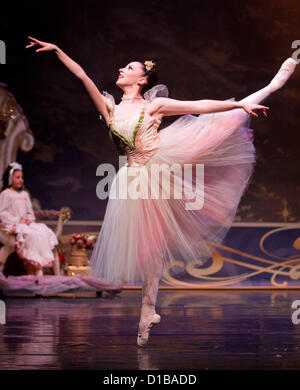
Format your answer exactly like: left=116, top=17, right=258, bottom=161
left=58, top=253, right=66, bottom=264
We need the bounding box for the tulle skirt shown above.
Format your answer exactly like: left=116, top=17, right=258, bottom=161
left=90, top=101, right=255, bottom=284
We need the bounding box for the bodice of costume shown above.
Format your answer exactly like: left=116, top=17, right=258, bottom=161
left=103, top=92, right=162, bottom=166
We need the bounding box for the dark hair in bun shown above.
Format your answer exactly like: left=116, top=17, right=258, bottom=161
left=136, top=60, right=159, bottom=95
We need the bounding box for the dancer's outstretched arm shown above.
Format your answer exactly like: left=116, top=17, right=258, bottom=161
left=25, top=36, right=110, bottom=125
left=150, top=97, right=269, bottom=118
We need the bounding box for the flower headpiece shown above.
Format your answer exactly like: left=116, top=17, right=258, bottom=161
left=8, top=162, right=23, bottom=186
left=144, top=60, right=155, bottom=72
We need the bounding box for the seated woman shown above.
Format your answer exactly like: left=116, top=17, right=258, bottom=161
left=0, top=162, right=58, bottom=277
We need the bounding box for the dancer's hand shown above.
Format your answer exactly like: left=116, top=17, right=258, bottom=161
left=25, top=36, right=57, bottom=52
left=240, top=102, right=269, bottom=118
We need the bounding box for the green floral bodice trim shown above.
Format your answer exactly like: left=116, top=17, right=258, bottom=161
left=108, top=102, right=147, bottom=150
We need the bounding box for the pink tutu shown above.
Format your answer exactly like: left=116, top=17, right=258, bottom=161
left=90, top=85, right=255, bottom=285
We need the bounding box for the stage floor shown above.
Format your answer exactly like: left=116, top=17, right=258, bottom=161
left=0, top=290, right=300, bottom=370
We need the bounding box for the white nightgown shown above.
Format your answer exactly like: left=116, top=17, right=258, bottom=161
left=0, top=188, right=58, bottom=270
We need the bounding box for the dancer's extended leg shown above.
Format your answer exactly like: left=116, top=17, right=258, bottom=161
left=228, top=57, right=297, bottom=122
left=137, top=260, right=163, bottom=347
left=236, top=57, right=297, bottom=120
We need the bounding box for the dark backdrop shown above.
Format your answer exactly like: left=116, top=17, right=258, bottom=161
left=1, top=0, right=299, bottom=221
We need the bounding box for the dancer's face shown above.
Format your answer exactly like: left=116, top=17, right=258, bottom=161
left=116, top=61, right=147, bottom=90
left=11, top=170, right=24, bottom=190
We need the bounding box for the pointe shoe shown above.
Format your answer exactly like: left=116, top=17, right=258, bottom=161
left=137, top=313, right=161, bottom=348
left=269, top=57, right=298, bottom=92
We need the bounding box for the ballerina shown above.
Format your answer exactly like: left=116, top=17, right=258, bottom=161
left=25, top=36, right=297, bottom=347
left=0, top=162, right=59, bottom=276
